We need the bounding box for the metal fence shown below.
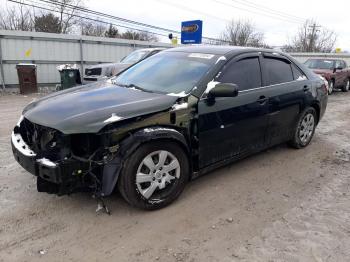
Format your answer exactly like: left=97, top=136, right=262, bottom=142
left=0, top=30, right=171, bottom=88
left=1, top=29, right=350, bottom=89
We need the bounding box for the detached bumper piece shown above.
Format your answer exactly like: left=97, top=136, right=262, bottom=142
left=11, top=131, right=90, bottom=195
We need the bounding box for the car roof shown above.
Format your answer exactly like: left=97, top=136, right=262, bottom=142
left=136, top=47, right=167, bottom=52
left=165, top=45, right=269, bottom=55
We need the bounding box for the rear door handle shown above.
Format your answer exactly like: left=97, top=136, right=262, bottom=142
left=303, top=85, right=310, bottom=92
left=257, top=95, right=268, bottom=104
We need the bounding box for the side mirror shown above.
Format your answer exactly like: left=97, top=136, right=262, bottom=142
left=208, top=83, right=239, bottom=99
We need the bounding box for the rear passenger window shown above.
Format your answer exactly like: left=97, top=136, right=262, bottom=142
left=291, top=64, right=306, bottom=80
left=265, top=57, right=293, bottom=85
left=218, top=57, right=262, bottom=91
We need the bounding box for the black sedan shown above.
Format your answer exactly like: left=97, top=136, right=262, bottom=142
left=12, top=46, right=328, bottom=210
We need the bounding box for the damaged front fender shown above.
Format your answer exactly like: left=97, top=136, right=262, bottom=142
left=100, top=126, right=190, bottom=196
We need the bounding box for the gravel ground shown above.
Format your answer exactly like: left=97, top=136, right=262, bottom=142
left=0, top=91, right=349, bottom=262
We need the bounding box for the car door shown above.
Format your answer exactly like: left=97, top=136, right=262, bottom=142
left=334, top=60, right=346, bottom=87
left=261, top=53, right=308, bottom=146
left=197, top=53, right=269, bottom=168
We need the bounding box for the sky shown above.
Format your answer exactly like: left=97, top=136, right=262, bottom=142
left=1, top=0, right=349, bottom=50
left=87, top=0, right=350, bottom=50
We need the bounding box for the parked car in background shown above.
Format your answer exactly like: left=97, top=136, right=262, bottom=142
left=12, top=46, right=328, bottom=210
left=83, top=47, right=166, bottom=84
left=304, top=58, right=350, bottom=94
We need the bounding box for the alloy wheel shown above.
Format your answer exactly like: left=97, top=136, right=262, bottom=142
left=299, top=113, right=315, bottom=144
left=328, top=81, right=334, bottom=94
left=136, top=150, right=180, bottom=199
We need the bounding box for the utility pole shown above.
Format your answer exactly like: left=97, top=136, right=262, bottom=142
left=308, top=23, right=321, bottom=52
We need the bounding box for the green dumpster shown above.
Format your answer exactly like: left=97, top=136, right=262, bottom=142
left=58, top=68, right=81, bottom=90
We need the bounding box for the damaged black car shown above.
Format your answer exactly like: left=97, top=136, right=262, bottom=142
left=11, top=46, right=328, bottom=210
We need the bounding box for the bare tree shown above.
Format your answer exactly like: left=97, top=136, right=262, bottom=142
left=221, top=19, right=266, bottom=47
left=105, top=24, right=119, bottom=38
left=81, top=21, right=106, bottom=37
left=0, top=4, right=34, bottom=31
left=34, top=13, right=61, bottom=33
left=52, top=0, right=85, bottom=34
left=289, top=19, right=337, bottom=52
left=121, top=30, right=159, bottom=42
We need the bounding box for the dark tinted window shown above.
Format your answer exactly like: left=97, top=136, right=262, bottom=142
left=218, top=57, right=262, bottom=91
left=291, top=64, right=305, bottom=80
left=265, top=57, right=293, bottom=85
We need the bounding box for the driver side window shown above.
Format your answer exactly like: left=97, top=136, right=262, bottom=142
left=217, top=57, right=262, bottom=91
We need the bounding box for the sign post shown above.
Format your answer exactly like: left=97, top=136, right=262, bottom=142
left=181, top=20, right=203, bottom=44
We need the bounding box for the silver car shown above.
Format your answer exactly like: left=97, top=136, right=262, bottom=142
left=83, top=48, right=166, bottom=84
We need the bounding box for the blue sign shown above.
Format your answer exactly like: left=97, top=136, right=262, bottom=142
left=181, top=20, right=203, bottom=44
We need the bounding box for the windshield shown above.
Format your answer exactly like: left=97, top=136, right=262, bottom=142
left=112, top=51, right=217, bottom=95
left=304, top=59, right=335, bottom=70
left=121, top=50, right=148, bottom=63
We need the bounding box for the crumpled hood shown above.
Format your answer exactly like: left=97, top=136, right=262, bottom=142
left=23, top=81, right=178, bottom=134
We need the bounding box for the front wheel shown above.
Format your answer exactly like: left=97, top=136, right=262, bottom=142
left=342, top=79, right=350, bottom=92
left=288, top=107, right=317, bottom=149
left=118, top=141, right=189, bottom=210
left=328, top=80, right=334, bottom=95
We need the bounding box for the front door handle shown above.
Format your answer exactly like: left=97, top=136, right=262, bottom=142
left=257, top=95, right=268, bottom=104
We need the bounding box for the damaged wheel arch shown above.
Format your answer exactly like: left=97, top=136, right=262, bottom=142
left=100, top=125, right=192, bottom=197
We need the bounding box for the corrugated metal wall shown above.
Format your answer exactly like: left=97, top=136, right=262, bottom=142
left=0, top=30, right=171, bottom=87
left=2, top=30, right=350, bottom=88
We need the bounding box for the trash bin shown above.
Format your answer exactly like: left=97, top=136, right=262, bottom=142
left=57, top=65, right=81, bottom=90
left=16, top=63, right=38, bottom=94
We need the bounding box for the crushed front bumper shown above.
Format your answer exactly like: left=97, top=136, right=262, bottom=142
left=11, top=131, right=88, bottom=194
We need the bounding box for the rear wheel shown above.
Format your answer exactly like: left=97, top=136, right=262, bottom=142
left=342, top=79, right=350, bottom=92
left=288, top=107, right=316, bottom=149
left=328, top=80, right=334, bottom=95
left=118, top=141, right=189, bottom=210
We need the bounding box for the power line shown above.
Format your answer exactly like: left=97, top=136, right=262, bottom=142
left=154, top=0, right=230, bottom=24
left=211, top=0, right=304, bottom=24
left=8, top=0, right=171, bottom=38
left=230, top=0, right=305, bottom=23
left=28, top=0, right=231, bottom=43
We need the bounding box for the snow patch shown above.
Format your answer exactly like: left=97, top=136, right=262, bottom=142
left=171, top=102, right=188, bottom=111
left=215, top=56, right=227, bottom=64
left=17, top=63, right=36, bottom=67
left=188, top=53, right=214, bottom=59
left=167, top=91, right=188, bottom=97
left=36, top=158, right=57, bottom=167
left=16, top=115, right=24, bottom=127
left=103, top=113, right=124, bottom=123
left=57, top=64, right=78, bottom=71
left=204, top=80, right=220, bottom=94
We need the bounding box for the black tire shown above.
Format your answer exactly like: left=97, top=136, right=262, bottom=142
left=342, top=79, right=350, bottom=92
left=328, top=80, right=334, bottom=95
left=288, top=107, right=317, bottom=149
left=118, top=140, right=189, bottom=210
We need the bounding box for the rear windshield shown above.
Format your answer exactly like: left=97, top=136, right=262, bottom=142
left=113, top=51, right=217, bottom=95
left=304, top=59, right=335, bottom=70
